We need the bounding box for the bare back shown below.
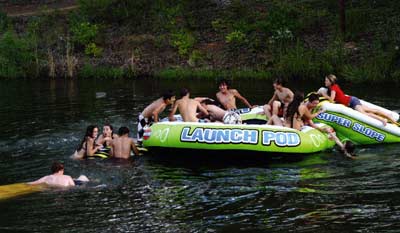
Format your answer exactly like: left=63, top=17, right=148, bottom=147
left=206, top=104, right=227, bottom=122
left=29, top=174, right=75, bottom=187
left=141, top=98, right=166, bottom=118
left=178, top=98, right=200, bottom=122
left=111, top=136, right=138, bottom=159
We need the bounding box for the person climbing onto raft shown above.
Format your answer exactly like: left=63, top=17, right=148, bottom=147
left=319, top=74, right=397, bottom=125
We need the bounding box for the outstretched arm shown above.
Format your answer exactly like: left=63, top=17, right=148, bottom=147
left=168, top=102, right=179, bottom=121
left=232, top=89, right=253, bottom=108
left=267, top=92, right=278, bottom=106
left=197, top=102, right=209, bottom=116
left=152, top=103, right=166, bottom=122
left=28, top=176, right=48, bottom=185
left=131, top=139, right=140, bottom=155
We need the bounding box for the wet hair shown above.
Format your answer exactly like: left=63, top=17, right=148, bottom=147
left=118, top=126, right=130, bottom=136
left=77, top=125, right=98, bottom=151
left=218, top=79, right=230, bottom=88
left=162, top=90, right=175, bottom=100
left=51, top=162, right=64, bottom=174
left=180, top=88, right=190, bottom=98
left=326, top=74, right=337, bottom=84
left=273, top=77, right=285, bottom=86
left=344, top=141, right=356, bottom=156
left=285, top=92, right=304, bottom=125
left=308, top=93, right=320, bottom=102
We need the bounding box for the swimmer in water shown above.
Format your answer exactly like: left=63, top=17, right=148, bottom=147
left=28, top=162, right=89, bottom=187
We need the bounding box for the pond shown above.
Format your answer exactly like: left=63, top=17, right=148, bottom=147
left=1, top=78, right=400, bottom=232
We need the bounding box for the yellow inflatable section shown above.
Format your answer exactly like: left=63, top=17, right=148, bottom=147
left=0, top=183, right=46, bottom=201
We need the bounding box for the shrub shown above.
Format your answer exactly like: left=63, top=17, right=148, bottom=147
left=79, top=63, right=125, bottom=78
left=274, top=42, right=319, bottom=80
left=84, top=42, right=103, bottom=57
left=170, top=30, right=196, bottom=56
left=225, top=30, right=246, bottom=45
left=0, top=30, right=35, bottom=78
left=70, top=21, right=99, bottom=46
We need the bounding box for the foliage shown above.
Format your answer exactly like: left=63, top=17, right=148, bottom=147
left=188, top=50, right=204, bottom=67
left=225, top=30, right=247, bottom=45
left=155, top=67, right=272, bottom=80
left=0, top=12, right=9, bottom=33
left=79, top=63, right=125, bottom=78
left=84, top=42, right=103, bottom=57
left=170, top=30, right=195, bottom=56
left=70, top=21, right=99, bottom=47
left=0, top=30, right=35, bottom=78
left=274, top=42, right=320, bottom=80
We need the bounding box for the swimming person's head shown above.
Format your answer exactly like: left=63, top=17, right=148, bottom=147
left=344, top=141, right=356, bottom=156
left=103, top=123, right=113, bottom=137
left=85, top=125, right=99, bottom=139
left=118, top=126, right=130, bottom=136
left=51, top=161, right=64, bottom=174
left=78, top=125, right=99, bottom=151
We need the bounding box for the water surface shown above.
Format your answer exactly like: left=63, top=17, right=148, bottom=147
left=1, top=78, right=400, bottom=232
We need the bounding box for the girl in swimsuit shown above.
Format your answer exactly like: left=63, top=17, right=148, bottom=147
left=267, top=92, right=306, bottom=130
left=71, top=125, right=102, bottom=159
left=96, top=124, right=117, bottom=148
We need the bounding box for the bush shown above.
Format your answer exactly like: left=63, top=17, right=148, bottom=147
left=170, top=30, right=196, bottom=56
left=79, top=64, right=126, bottom=78
left=274, top=42, right=320, bottom=80
left=0, top=30, right=35, bottom=78
left=70, top=21, right=99, bottom=46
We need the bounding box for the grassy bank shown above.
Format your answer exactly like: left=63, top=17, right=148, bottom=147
left=0, top=0, right=399, bottom=83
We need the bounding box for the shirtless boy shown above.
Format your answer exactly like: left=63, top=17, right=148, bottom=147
left=137, top=91, right=175, bottom=144
left=28, top=162, right=82, bottom=187
left=169, top=88, right=209, bottom=122
left=111, top=127, right=139, bottom=159
left=216, top=79, right=255, bottom=110
left=199, top=99, right=227, bottom=122
left=263, top=78, right=294, bottom=118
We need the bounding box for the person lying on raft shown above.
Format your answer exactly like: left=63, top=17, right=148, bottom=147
left=319, top=74, right=396, bottom=125
left=216, top=79, right=255, bottom=110
left=263, top=78, right=294, bottom=119
left=137, top=91, right=176, bottom=145
left=169, top=88, right=209, bottom=122
left=110, top=127, right=139, bottom=159
left=71, top=125, right=103, bottom=160
left=28, top=161, right=89, bottom=187
left=198, top=98, right=227, bottom=122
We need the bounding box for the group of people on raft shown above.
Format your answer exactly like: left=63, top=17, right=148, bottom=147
left=30, top=73, right=393, bottom=188
left=136, top=74, right=399, bottom=158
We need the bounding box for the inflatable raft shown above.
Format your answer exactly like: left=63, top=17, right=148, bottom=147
left=142, top=121, right=336, bottom=154
left=314, top=101, right=400, bottom=145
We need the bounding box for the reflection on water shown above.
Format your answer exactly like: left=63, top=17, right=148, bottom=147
left=1, top=79, right=400, bottom=232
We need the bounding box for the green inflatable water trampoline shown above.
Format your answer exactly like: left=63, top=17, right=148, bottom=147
left=142, top=121, right=336, bottom=155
